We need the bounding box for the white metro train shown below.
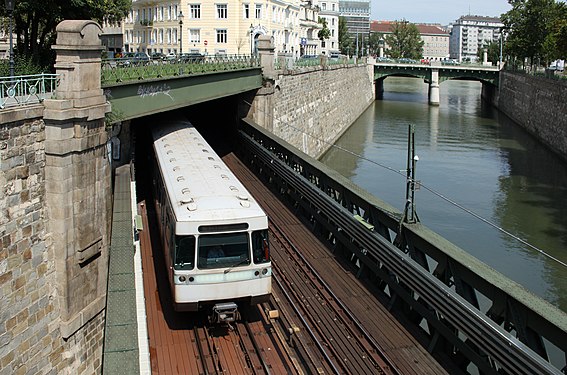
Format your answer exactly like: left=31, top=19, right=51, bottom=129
left=151, top=117, right=271, bottom=322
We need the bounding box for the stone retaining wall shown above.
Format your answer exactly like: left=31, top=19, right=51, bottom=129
left=248, top=64, right=375, bottom=159
left=0, top=108, right=104, bottom=375
left=498, top=72, right=567, bottom=161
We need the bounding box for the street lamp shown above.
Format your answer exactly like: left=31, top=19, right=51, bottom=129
left=5, top=0, right=15, bottom=78
left=248, top=24, right=255, bottom=56
left=178, top=11, right=184, bottom=55
left=499, top=29, right=503, bottom=68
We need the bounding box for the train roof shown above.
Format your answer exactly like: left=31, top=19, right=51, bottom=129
left=152, top=118, right=267, bottom=225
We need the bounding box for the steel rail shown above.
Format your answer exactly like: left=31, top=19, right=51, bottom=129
left=270, top=218, right=402, bottom=375
left=240, top=130, right=562, bottom=375
left=241, top=321, right=273, bottom=375
left=271, top=270, right=342, bottom=375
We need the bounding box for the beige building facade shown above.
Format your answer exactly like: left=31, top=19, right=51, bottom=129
left=124, top=0, right=322, bottom=58
left=370, top=21, right=449, bottom=61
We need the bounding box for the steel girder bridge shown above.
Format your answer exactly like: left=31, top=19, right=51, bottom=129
left=374, top=62, right=500, bottom=105
left=237, top=118, right=567, bottom=375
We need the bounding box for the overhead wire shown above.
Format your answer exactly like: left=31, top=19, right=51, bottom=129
left=251, top=112, right=567, bottom=269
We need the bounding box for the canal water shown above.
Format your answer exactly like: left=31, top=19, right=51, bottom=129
left=319, top=77, right=567, bottom=313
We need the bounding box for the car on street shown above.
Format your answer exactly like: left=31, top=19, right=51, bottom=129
left=150, top=52, right=166, bottom=61
left=179, top=53, right=205, bottom=63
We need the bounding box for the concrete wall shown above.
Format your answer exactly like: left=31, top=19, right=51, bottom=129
left=497, top=71, right=567, bottom=161
left=249, top=63, right=375, bottom=159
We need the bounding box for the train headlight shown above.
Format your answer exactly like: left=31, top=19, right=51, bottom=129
left=178, top=275, right=186, bottom=283
left=254, top=271, right=260, bottom=276
left=261, top=268, right=268, bottom=275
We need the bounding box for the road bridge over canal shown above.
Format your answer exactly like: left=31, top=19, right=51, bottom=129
left=373, top=61, right=501, bottom=105
left=1, top=19, right=566, bottom=375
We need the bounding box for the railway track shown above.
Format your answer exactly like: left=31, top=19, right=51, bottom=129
left=268, top=222, right=401, bottom=375
left=139, top=201, right=296, bottom=374
left=138, top=150, right=454, bottom=374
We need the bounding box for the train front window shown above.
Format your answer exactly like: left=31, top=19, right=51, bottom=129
left=175, top=235, right=195, bottom=270
left=197, top=232, right=250, bottom=269
left=252, top=229, right=270, bottom=264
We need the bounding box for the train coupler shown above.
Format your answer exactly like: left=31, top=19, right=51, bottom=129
left=210, top=302, right=240, bottom=326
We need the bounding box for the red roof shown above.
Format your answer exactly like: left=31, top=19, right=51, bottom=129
left=370, top=21, right=449, bottom=36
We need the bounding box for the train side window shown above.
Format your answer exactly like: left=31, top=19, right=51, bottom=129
left=252, top=230, right=270, bottom=264
left=175, top=235, right=195, bottom=270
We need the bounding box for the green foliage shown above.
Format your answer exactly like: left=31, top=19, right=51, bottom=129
left=317, top=17, right=331, bottom=41
left=0, top=0, right=132, bottom=73
left=0, top=55, right=49, bottom=76
left=338, top=17, right=353, bottom=55
left=384, top=20, right=424, bottom=59
left=501, top=0, right=566, bottom=65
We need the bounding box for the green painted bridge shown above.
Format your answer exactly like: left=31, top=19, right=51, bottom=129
left=374, top=61, right=501, bottom=105
left=101, top=56, right=263, bottom=122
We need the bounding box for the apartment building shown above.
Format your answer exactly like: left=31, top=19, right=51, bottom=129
left=449, top=15, right=503, bottom=62
left=318, top=0, right=340, bottom=55
left=370, top=21, right=450, bottom=60
left=123, top=0, right=321, bottom=58
left=339, top=0, right=370, bottom=39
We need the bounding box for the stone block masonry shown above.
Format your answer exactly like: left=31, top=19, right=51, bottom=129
left=0, top=109, right=105, bottom=375
left=249, top=63, right=375, bottom=159
left=498, top=72, right=567, bottom=162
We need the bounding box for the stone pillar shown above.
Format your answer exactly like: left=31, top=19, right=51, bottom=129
left=257, top=35, right=276, bottom=78
left=376, top=78, right=385, bottom=99
left=428, top=68, right=440, bottom=106
left=42, top=20, right=112, bottom=338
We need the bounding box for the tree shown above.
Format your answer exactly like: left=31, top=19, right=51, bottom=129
left=318, top=17, right=330, bottom=41
left=0, top=0, right=131, bottom=71
left=384, top=20, right=424, bottom=59
left=546, top=2, right=567, bottom=59
left=338, top=16, right=353, bottom=55
left=501, top=0, right=563, bottom=66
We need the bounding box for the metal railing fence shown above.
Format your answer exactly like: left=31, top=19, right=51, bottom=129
left=0, top=74, right=59, bottom=109
left=101, top=54, right=260, bottom=85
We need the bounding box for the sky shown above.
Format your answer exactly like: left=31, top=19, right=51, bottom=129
left=371, top=0, right=512, bottom=25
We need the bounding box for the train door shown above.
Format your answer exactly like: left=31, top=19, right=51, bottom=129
left=164, top=213, right=174, bottom=288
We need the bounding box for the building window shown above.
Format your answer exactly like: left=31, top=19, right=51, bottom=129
left=190, top=29, right=200, bottom=43
left=217, top=4, right=228, bottom=19
left=190, top=4, right=201, bottom=19
left=216, top=29, right=227, bottom=43
left=255, top=4, right=262, bottom=19
left=243, top=4, right=249, bottom=18
left=321, top=3, right=326, bottom=10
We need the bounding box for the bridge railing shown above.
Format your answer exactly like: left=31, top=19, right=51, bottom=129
left=0, top=73, right=59, bottom=109
left=101, top=54, right=260, bottom=85
left=238, top=118, right=567, bottom=375
left=275, top=55, right=363, bottom=71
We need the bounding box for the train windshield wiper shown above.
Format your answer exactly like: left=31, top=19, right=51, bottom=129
left=224, top=258, right=250, bottom=274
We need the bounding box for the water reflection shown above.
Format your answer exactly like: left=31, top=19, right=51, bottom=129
left=320, top=77, right=567, bottom=312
